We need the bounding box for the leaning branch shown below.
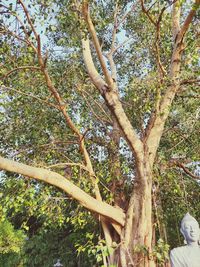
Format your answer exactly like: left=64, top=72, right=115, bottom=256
left=0, top=156, right=125, bottom=226
left=178, top=0, right=200, bottom=41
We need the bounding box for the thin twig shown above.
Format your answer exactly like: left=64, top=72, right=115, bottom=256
left=111, top=37, right=132, bottom=55
left=1, top=86, right=59, bottom=109
left=180, top=79, right=200, bottom=85
left=81, top=90, right=111, bottom=126
left=172, top=161, right=200, bottom=180
left=140, top=0, right=156, bottom=26
left=2, top=28, right=31, bottom=46
left=76, top=85, right=112, bottom=123
left=47, top=162, right=89, bottom=172
left=116, top=1, right=139, bottom=29
left=110, top=1, right=119, bottom=55
left=1, top=6, right=37, bottom=51
left=18, top=0, right=38, bottom=40
left=3, top=66, right=41, bottom=79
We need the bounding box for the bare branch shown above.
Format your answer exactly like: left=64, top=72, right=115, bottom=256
left=82, top=38, right=108, bottom=94
left=178, top=0, right=200, bottom=41
left=140, top=0, right=156, bottom=26
left=47, top=162, right=89, bottom=172
left=1, top=6, right=38, bottom=52
left=77, top=85, right=112, bottom=124
left=106, top=4, right=119, bottom=83
left=111, top=37, right=132, bottom=55
left=0, top=156, right=125, bottom=226
left=180, top=79, right=200, bottom=85
left=140, top=1, right=167, bottom=81
left=18, top=0, right=39, bottom=40
left=106, top=53, right=117, bottom=85
left=172, top=161, right=200, bottom=180
left=2, top=66, right=41, bottom=79
left=82, top=1, right=114, bottom=88
left=110, top=2, right=119, bottom=54
left=154, top=22, right=167, bottom=81
left=2, top=28, right=32, bottom=47
left=81, top=92, right=111, bottom=126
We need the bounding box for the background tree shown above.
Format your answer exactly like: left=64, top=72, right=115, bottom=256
left=0, top=0, right=199, bottom=266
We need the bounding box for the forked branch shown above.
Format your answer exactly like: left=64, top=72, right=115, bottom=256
left=146, top=0, right=199, bottom=165
left=82, top=1, right=114, bottom=88
left=82, top=3, right=144, bottom=160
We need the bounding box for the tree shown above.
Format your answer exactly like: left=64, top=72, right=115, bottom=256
left=0, top=219, right=25, bottom=267
left=0, top=0, right=199, bottom=266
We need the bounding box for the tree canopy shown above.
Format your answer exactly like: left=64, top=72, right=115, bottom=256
left=0, top=0, right=199, bottom=266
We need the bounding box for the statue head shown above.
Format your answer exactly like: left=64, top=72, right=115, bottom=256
left=180, top=213, right=200, bottom=245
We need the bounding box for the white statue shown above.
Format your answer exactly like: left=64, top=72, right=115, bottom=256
left=170, top=213, right=200, bottom=267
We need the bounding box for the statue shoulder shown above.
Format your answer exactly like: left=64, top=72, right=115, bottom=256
left=170, top=246, right=187, bottom=267
left=171, top=246, right=188, bottom=251
left=170, top=246, right=188, bottom=258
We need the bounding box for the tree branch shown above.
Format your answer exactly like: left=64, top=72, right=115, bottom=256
left=81, top=38, right=106, bottom=91
left=0, top=156, right=125, bottom=226
left=1, top=86, right=59, bottom=109
left=81, top=92, right=111, bottom=126
left=47, top=162, right=89, bottom=172
left=18, top=0, right=39, bottom=40
left=180, top=78, right=200, bottom=85
left=82, top=6, right=143, bottom=161
left=116, top=1, right=139, bottom=29
left=172, top=161, right=200, bottom=180
left=1, top=6, right=38, bottom=52
left=146, top=1, right=199, bottom=165
left=110, top=2, right=118, bottom=54
left=110, top=37, right=132, bottom=55
left=178, top=0, right=200, bottom=41
left=2, top=28, right=33, bottom=47
left=82, top=1, right=114, bottom=88
left=3, top=66, right=41, bottom=78
left=140, top=0, right=156, bottom=26
left=76, top=85, right=112, bottom=124
left=106, top=2, right=119, bottom=83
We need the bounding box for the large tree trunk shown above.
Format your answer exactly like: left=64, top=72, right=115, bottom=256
left=124, top=162, right=154, bottom=267
left=110, top=155, right=155, bottom=267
